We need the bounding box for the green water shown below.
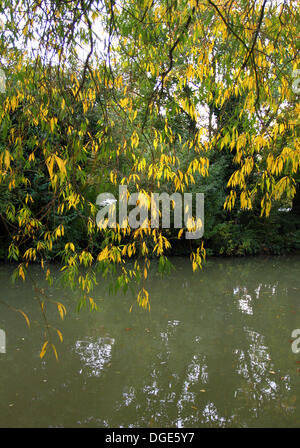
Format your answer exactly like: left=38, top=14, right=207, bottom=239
left=0, top=256, right=300, bottom=428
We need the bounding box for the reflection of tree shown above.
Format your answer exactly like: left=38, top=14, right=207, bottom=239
left=71, top=257, right=300, bottom=427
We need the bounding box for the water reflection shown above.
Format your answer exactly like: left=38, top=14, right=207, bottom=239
left=70, top=267, right=299, bottom=427
left=0, top=256, right=300, bottom=427
left=75, top=337, right=115, bottom=377
left=234, top=287, right=253, bottom=315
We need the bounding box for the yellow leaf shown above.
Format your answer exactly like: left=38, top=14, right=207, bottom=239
left=40, top=341, right=48, bottom=359
left=4, top=150, right=11, bottom=169
left=56, top=329, right=63, bottom=343
left=51, top=344, right=58, bottom=361
left=18, top=310, right=30, bottom=328
left=57, top=303, right=66, bottom=320
left=19, top=265, right=25, bottom=281
left=55, top=155, right=66, bottom=176
left=22, top=24, right=28, bottom=36
left=50, top=118, right=55, bottom=133
left=178, top=228, right=184, bottom=239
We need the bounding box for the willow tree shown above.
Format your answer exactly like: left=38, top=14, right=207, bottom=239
left=0, top=0, right=299, bottom=358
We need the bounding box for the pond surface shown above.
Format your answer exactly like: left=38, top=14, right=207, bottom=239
left=0, top=256, right=300, bottom=428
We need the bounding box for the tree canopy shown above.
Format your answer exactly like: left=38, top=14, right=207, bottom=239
left=0, top=0, right=299, bottom=357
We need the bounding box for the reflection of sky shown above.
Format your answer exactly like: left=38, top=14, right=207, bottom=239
left=233, top=327, right=292, bottom=418
left=233, top=286, right=253, bottom=314
left=72, top=280, right=295, bottom=427
left=233, top=283, right=279, bottom=315
left=235, top=328, right=271, bottom=381
left=202, top=402, right=228, bottom=426
left=75, top=337, right=114, bottom=377
left=116, top=386, right=136, bottom=410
